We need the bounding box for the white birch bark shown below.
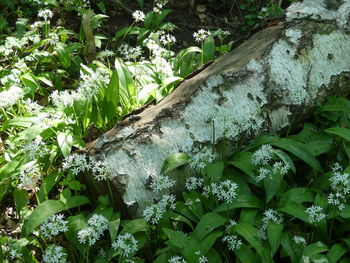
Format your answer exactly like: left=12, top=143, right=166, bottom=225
left=88, top=0, right=350, bottom=216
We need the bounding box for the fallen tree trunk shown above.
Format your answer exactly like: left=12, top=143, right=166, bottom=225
left=87, top=0, right=350, bottom=216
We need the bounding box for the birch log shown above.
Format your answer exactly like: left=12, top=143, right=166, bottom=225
left=87, top=0, right=350, bottom=216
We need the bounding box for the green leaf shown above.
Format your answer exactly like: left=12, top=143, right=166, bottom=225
left=55, top=43, right=71, bottom=69
left=194, top=212, right=226, bottom=240
left=24, top=200, right=66, bottom=237
left=121, top=219, right=150, bottom=234
left=109, top=213, right=121, bottom=241
left=267, top=223, right=283, bottom=256
left=325, top=127, right=350, bottom=142
left=163, top=228, right=190, bottom=249
left=161, top=153, right=190, bottom=174
left=278, top=201, right=308, bottom=222
left=244, top=134, right=280, bottom=151
left=65, top=214, right=88, bottom=255
left=14, top=188, right=28, bottom=214
left=279, top=188, right=314, bottom=206
left=63, top=195, right=90, bottom=209
left=205, top=161, right=225, bottom=179
left=57, top=131, right=73, bottom=157
left=203, top=36, right=215, bottom=63
left=316, top=97, right=350, bottom=113
left=183, top=238, right=202, bottom=263
left=272, top=138, right=322, bottom=172
left=264, top=172, right=283, bottom=203
left=21, top=73, right=40, bottom=95
left=327, top=243, right=348, bottom=262
left=303, top=241, right=328, bottom=257
left=214, top=195, right=263, bottom=212
left=114, top=57, right=135, bottom=108
left=200, top=231, right=223, bottom=254
left=229, top=152, right=256, bottom=180
left=235, top=244, right=258, bottom=263
left=280, top=233, right=298, bottom=263
left=234, top=223, right=262, bottom=254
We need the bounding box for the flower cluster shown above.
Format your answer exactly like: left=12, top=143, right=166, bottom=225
left=118, top=44, right=143, bottom=61
left=40, top=214, right=68, bottom=239
left=132, top=10, right=145, bottom=22
left=168, top=256, right=187, bottom=263
left=38, top=9, right=54, bottom=21
left=256, top=161, right=289, bottom=182
left=42, top=245, right=67, bottom=263
left=160, top=34, right=176, bottom=46
left=0, top=86, right=24, bottom=109
left=77, top=214, right=109, bottom=245
left=185, top=177, right=204, bottom=191
left=189, top=146, right=217, bottom=171
left=193, top=29, right=211, bottom=42
left=293, top=235, right=307, bottom=246
left=259, top=209, right=283, bottom=239
left=222, top=234, right=242, bottom=251
left=143, top=194, right=176, bottom=224
left=327, top=164, right=350, bottom=210
left=18, top=162, right=41, bottom=191
left=112, top=233, right=138, bottom=257
left=150, top=175, right=175, bottom=193
left=209, top=180, right=238, bottom=203
left=305, top=205, right=326, bottom=224
left=153, top=0, right=169, bottom=13
left=251, top=144, right=273, bottom=166
left=24, top=138, right=49, bottom=160
left=62, top=153, right=90, bottom=175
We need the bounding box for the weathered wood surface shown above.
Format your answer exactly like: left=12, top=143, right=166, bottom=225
left=88, top=0, right=350, bottom=216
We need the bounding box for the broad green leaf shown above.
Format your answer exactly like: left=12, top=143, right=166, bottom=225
left=235, top=244, right=258, bottom=263
left=303, top=241, right=328, bottom=257
left=14, top=188, right=28, bottom=214
left=215, top=195, right=263, bottom=212
left=65, top=214, right=88, bottom=255
left=57, top=131, right=73, bottom=157
left=234, top=223, right=262, bottom=253
left=63, top=195, right=90, bottom=209
left=316, top=97, right=350, bottom=113
left=121, top=219, right=150, bottom=234
left=267, top=223, right=283, bottom=256
left=244, top=134, right=280, bottom=151
left=200, top=231, right=223, bottom=254
left=229, top=152, right=255, bottom=179
left=239, top=208, right=258, bottom=225
left=114, top=57, right=135, bottom=108
left=327, top=243, right=348, bottom=262
left=161, top=153, right=190, bottom=174
left=203, top=36, right=215, bottom=63
left=272, top=138, right=322, bottom=172
left=205, top=161, right=225, bottom=179
left=24, top=200, right=66, bottom=237
left=279, top=188, right=314, bottom=206
left=281, top=233, right=298, bottom=263
left=206, top=247, right=222, bottom=263
left=109, top=212, right=121, bottom=241
left=183, top=238, right=202, bottom=263
left=163, top=228, right=190, bottom=249
left=264, top=172, right=282, bottom=203
left=278, top=201, right=308, bottom=222
left=194, top=212, right=226, bottom=240
left=325, top=127, right=350, bottom=142
left=21, top=73, right=40, bottom=95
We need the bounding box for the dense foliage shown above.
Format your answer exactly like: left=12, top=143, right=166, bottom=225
left=4, top=1, right=350, bottom=263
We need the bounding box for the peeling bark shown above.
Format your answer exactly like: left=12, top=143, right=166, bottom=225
left=88, top=0, right=350, bottom=216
